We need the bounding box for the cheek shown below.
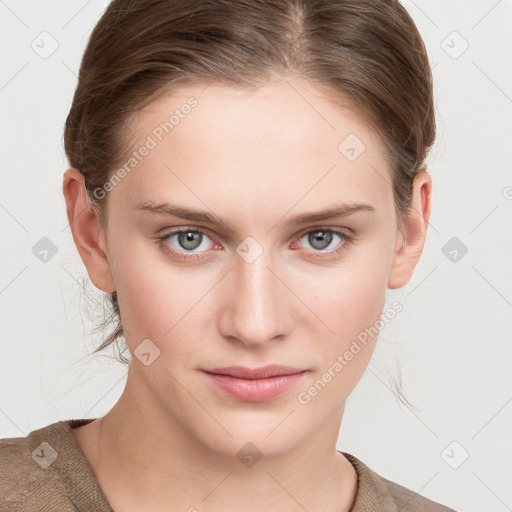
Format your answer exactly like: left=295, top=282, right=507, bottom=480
left=311, top=276, right=386, bottom=378
left=297, top=237, right=394, bottom=399
left=109, top=236, right=197, bottom=344
left=307, top=239, right=393, bottom=335
left=296, top=266, right=389, bottom=410
left=111, top=245, right=222, bottom=375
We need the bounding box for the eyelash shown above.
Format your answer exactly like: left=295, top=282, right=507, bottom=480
left=155, top=226, right=355, bottom=262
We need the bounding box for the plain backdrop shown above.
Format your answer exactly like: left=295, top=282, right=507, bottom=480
left=1, top=1, right=511, bottom=511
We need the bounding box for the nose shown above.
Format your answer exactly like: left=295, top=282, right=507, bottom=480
left=217, top=248, right=290, bottom=348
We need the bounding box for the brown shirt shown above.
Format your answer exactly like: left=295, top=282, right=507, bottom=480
left=0, top=418, right=457, bottom=511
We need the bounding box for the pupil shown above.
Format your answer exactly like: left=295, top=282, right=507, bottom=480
left=310, top=230, right=332, bottom=250
left=179, top=231, right=201, bottom=249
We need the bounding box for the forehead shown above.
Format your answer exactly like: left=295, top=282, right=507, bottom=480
left=130, top=78, right=382, bottom=150
left=111, top=78, right=393, bottom=213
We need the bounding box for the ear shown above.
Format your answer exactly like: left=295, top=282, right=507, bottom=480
left=62, top=168, right=116, bottom=293
left=388, top=169, right=432, bottom=289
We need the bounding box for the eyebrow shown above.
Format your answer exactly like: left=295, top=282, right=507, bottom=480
left=134, top=200, right=375, bottom=231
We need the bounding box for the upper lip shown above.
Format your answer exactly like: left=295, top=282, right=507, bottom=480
left=204, top=365, right=306, bottom=379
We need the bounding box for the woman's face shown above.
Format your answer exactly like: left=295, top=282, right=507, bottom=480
left=99, top=77, right=408, bottom=457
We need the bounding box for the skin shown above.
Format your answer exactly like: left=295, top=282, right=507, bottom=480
left=63, top=75, right=432, bottom=512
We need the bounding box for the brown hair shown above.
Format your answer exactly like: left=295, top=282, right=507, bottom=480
left=65, top=0, right=435, bottom=399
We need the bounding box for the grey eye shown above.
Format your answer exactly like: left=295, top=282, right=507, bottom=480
left=176, top=231, right=203, bottom=250
left=307, top=230, right=335, bottom=250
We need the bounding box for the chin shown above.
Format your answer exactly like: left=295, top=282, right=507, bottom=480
left=197, top=419, right=302, bottom=463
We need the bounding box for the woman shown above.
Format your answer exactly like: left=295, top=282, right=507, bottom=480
left=0, top=0, right=458, bottom=510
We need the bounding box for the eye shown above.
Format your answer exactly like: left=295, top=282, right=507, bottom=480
left=293, top=228, right=353, bottom=258
left=156, top=228, right=218, bottom=261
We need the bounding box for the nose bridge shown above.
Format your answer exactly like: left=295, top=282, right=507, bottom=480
left=219, top=246, right=287, bottom=346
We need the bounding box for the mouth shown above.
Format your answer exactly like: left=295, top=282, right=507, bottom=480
left=202, top=365, right=308, bottom=402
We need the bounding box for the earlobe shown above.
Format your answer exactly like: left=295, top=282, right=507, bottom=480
left=387, top=169, right=432, bottom=290
left=62, top=168, right=116, bottom=293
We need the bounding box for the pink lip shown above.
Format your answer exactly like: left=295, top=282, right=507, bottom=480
left=203, top=365, right=308, bottom=402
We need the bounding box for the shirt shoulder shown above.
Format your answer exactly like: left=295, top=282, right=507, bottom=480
left=380, top=474, right=457, bottom=511
left=0, top=419, right=113, bottom=512
left=342, top=452, right=459, bottom=512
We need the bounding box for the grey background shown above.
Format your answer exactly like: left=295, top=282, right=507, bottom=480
left=1, top=1, right=511, bottom=510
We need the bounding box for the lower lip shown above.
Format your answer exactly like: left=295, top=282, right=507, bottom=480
left=203, top=371, right=308, bottom=402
